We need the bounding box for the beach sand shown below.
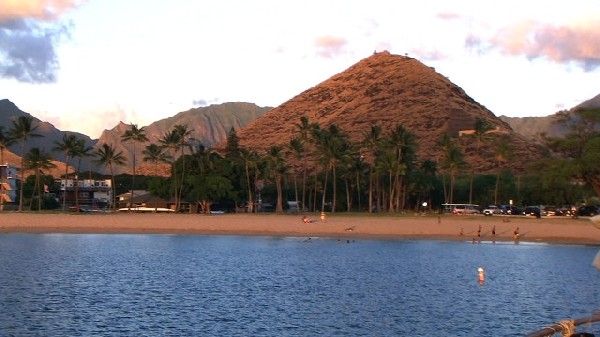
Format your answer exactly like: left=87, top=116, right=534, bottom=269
left=1, top=212, right=599, bottom=245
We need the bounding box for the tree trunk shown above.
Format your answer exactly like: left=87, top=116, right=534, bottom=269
left=275, top=174, right=283, bottom=213
left=245, top=162, right=253, bottom=213
left=331, top=164, right=337, bottom=213
left=468, top=171, right=474, bottom=205
left=301, top=162, right=307, bottom=212
left=321, top=167, right=329, bottom=212
left=345, top=178, right=351, bottom=212
left=494, top=172, right=501, bottom=205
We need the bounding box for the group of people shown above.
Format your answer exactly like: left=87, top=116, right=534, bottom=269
left=463, top=224, right=520, bottom=241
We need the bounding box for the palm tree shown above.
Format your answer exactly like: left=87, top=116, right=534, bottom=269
left=142, top=143, right=171, bottom=211
left=466, top=118, right=493, bottom=204
left=294, top=116, right=317, bottom=146
left=0, top=126, right=15, bottom=211
left=341, top=151, right=366, bottom=212
left=266, top=146, right=288, bottom=213
left=159, top=128, right=181, bottom=209
left=121, top=124, right=149, bottom=210
left=440, top=134, right=466, bottom=205
left=286, top=136, right=305, bottom=211
left=362, top=125, right=382, bottom=213
left=294, top=116, right=318, bottom=211
left=415, top=159, right=437, bottom=212
left=173, top=124, right=193, bottom=210
left=239, top=148, right=259, bottom=213
left=24, top=147, right=56, bottom=211
left=374, top=145, right=396, bottom=212
left=312, top=124, right=350, bottom=213
left=493, top=136, right=512, bottom=205
left=385, top=124, right=416, bottom=211
left=8, top=116, right=42, bottom=211
left=159, top=125, right=192, bottom=211
left=52, top=134, right=80, bottom=211
left=72, top=139, right=93, bottom=210
left=142, top=143, right=172, bottom=176
left=93, top=143, right=126, bottom=211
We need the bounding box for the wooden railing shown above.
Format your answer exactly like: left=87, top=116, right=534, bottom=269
left=525, top=311, right=600, bottom=337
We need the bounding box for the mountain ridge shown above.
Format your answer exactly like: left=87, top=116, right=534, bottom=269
left=231, top=51, right=543, bottom=174
left=2, top=54, right=599, bottom=176
left=500, top=92, right=600, bottom=140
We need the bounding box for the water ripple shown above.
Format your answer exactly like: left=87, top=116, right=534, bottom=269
left=0, top=234, right=598, bottom=336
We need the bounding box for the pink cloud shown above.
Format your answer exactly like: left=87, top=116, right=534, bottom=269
left=437, top=12, right=461, bottom=20
left=314, top=35, right=348, bottom=59
left=0, top=0, right=83, bottom=22
left=478, top=20, right=600, bottom=71
left=410, top=47, right=447, bottom=61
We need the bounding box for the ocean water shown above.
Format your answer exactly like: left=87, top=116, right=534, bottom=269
left=0, top=234, right=598, bottom=337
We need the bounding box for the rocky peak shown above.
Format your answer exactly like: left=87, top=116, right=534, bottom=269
left=233, top=51, right=543, bottom=173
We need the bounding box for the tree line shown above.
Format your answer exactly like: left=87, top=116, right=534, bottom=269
left=0, top=107, right=598, bottom=213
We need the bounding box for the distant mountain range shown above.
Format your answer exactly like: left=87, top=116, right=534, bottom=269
left=0, top=99, right=271, bottom=173
left=499, top=93, right=600, bottom=140
left=1, top=52, right=598, bottom=176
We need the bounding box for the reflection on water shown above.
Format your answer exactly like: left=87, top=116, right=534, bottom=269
left=0, top=234, right=598, bottom=336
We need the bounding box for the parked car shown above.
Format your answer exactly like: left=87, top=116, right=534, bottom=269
left=499, top=205, right=522, bottom=215
left=558, top=206, right=576, bottom=216
left=452, top=207, right=479, bottom=215
left=524, top=206, right=541, bottom=217
left=544, top=206, right=565, bottom=216
left=482, top=205, right=501, bottom=216
left=578, top=205, right=600, bottom=216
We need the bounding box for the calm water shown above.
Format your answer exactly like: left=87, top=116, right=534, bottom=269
left=0, top=234, right=599, bottom=337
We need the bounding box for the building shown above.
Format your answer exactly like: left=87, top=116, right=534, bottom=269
left=117, top=190, right=178, bottom=210
left=56, top=178, right=112, bottom=209
left=0, top=164, right=17, bottom=210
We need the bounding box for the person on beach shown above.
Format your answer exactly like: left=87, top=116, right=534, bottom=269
left=513, top=227, right=520, bottom=239
left=302, top=216, right=313, bottom=224
left=477, top=224, right=481, bottom=237
left=492, top=225, right=496, bottom=237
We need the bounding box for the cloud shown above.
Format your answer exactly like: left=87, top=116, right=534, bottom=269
left=0, top=0, right=83, bottom=21
left=0, top=0, right=81, bottom=83
left=412, top=48, right=448, bottom=61
left=0, top=19, right=69, bottom=83
left=468, top=20, right=600, bottom=71
left=314, top=35, right=348, bottom=59
left=192, top=98, right=220, bottom=107
left=437, top=12, right=461, bottom=20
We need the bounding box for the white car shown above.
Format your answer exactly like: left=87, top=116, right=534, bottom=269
left=483, top=206, right=501, bottom=216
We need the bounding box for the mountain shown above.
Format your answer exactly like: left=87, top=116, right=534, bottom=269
left=230, top=51, right=544, bottom=174
left=500, top=115, right=560, bottom=141
left=1, top=99, right=271, bottom=175
left=0, top=99, right=95, bottom=170
left=577, top=92, right=600, bottom=108
left=501, top=93, right=600, bottom=140
left=96, top=102, right=272, bottom=174
left=0, top=147, right=72, bottom=178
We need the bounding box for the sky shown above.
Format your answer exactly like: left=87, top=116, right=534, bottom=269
left=0, top=0, right=599, bottom=139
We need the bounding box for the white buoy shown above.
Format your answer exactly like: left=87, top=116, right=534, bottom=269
left=478, top=267, right=485, bottom=283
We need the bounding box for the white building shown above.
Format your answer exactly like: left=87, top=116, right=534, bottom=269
left=56, top=178, right=112, bottom=208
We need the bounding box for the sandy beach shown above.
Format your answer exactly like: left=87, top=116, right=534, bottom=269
left=1, top=212, right=599, bottom=245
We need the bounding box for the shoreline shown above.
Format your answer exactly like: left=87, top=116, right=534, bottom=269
left=1, top=212, right=599, bottom=245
